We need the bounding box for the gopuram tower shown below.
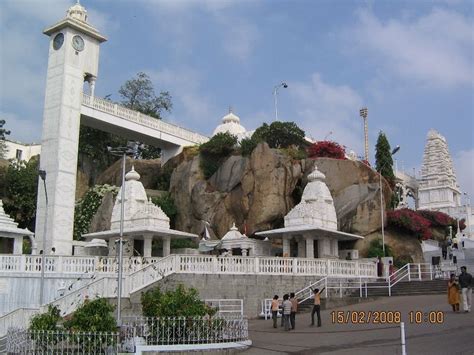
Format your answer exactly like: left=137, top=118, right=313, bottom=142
left=418, top=130, right=461, bottom=213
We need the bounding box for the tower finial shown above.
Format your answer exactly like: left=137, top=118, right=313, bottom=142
left=229, top=106, right=233, bottom=114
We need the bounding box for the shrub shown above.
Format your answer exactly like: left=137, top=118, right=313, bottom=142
left=155, top=163, right=175, bottom=191
left=367, top=239, right=393, bottom=258
left=252, top=121, right=306, bottom=149
left=199, top=133, right=237, bottom=178
left=240, top=136, right=259, bottom=157
left=417, top=210, right=457, bottom=229
left=307, top=140, right=346, bottom=159
left=141, top=285, right=216, bottom=318
left=387, top=208, right=432, bottom=240
left=394, top=255, right=413, bottom=269
left=29, top=305, right=61, bottom=331
left=280, top=146, right=307, bottom=160
left=152, top=193, right=177, bottom=228
left=73, top=184, right=119, bottom=240
left=64, top=298, right=116, bottom=332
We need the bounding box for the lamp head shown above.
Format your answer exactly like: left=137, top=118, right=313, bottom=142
left=282, top=82, right=288, bottom=88
left=38, top=170, right=46, bottom=181
left=391, top=145, right=400, bottom=155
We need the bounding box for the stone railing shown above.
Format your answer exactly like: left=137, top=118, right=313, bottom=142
left=173, top=255, right=378, bottom=278
left=0, top=254, right=377, bottom=278
left=82, top=94, right=208, bottom=144
left=0, top=255, right=161, bottom=275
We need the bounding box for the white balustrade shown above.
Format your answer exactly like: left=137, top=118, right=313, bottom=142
left=0, top=255, right=163, bottom=275
left=82, top=94, right=208, bottom=144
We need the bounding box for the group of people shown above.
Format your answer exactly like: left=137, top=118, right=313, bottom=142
left=447, top=266, right=472, bottom=313
left=271, top=287, right=326, bottom=331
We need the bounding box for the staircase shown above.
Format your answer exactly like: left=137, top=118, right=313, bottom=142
left=366, top=279, right=447, bottom=296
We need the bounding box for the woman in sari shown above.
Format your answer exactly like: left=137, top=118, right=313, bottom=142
left=448, top=273, right=460, bottom=312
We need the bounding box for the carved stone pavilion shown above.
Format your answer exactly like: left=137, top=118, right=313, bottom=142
left=256, top=166, right=363, bottom=258
left=418, top=130, right=461, bottom=213
left=83, top=167, right=198, bottom=257
left=0, top=200, right=35, bottom=254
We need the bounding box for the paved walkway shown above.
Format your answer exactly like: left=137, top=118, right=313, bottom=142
left=243, top=295, right=474, bottom=355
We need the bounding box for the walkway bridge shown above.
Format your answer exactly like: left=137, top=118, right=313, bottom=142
left=81, top=94, right=209, bottom=162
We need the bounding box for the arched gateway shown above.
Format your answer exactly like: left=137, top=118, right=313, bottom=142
left=35, top=2, right=208, bottom=256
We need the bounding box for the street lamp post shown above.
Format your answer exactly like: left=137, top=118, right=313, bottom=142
left=38, top=170, right=48, bottom=306
left=273, top=82, right=288, bottom=121
left=107, top=141, right=141, bottom=327
left=379, top=145, right=400, bottom=256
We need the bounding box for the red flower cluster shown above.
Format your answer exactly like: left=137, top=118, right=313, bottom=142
left=417, top=210, right=455, bottom=227
left=387, top=208, right=433, bottom=240
left=307, top=141, right=346, bottom=160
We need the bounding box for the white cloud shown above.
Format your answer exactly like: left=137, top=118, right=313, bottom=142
left=351, top=8, right=473, bottom=89
left=289, top=73, right=364, bottom=154
left=148, top=67, right=220, bottom=134
left=453, top=149, right=474, bottom=198
left=143, top=0, right=259, bottom=61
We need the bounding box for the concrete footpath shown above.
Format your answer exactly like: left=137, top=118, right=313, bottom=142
left=242, top=294, right=474, bottom=355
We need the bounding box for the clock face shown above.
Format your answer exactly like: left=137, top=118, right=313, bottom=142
left=53, top=33, right=64, bottom=50
left=72, top=35, right=85, bottom=52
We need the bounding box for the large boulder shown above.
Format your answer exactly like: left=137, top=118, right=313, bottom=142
left=170, top=143, right=303, bottom=238
left=88, top=192, right=115, bottom=233
left=96, top=158, right=161, bottom=189
left=311, top=158, right=392, bottom=236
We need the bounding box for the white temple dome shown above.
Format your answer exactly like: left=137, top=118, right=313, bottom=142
left=213, top=109, right=247, bottom=137
left=284, top=166, right=338, bottom=230
left=221, top=223, right=246, bottom=241
left=67, top=1, right=88, bottom=22
left=125, top=166, right=141, bottom=181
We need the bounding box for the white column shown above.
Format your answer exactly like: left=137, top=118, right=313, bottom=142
left=143, top=235, right=153, bottom=258
left=282, top=237, right=290, bottom=257
left=108, top=238, right=116, bottom=256
left=305, top=236, right=314, bottom=259
left=163, top=236, right=171, bottom=257
left=88, top=76, right=97, bottom=97
left=331, top=239, right=338, bottom=257
left=318, top=237, right=331, bottom=258
left=298, top=239, right=306, bottom=258
left=13, top=236, right=23, bottom=254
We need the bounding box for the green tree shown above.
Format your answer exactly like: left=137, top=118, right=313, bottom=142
left=252, top=121, right=306, bottom=149
left=119, top=72, right=172, bottom=119
left=4, top=158, right=39, bottom=230
left=0, top=119, right=11, bottom=159
left=141, top=285, right=215, bottom=318
left=375, top=131, right=395, bottom=184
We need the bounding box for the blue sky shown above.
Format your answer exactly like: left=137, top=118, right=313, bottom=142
left=1, top=0, right=473, bottom=197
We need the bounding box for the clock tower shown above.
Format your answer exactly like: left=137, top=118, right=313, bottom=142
left=36, top=1, right=107, bottom=255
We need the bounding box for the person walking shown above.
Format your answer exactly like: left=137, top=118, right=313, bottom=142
left=271, top=295, right=279, bottom=328
left=310, top=287, right=326, bottom=327
left=459, top=266, right=472, bottom=313
left=441, top=240, right=448, bottom=260
left=289, top=292, right=297, bottom=330
left=447, top=273, right=460, bottom=312
left=282, top=294, right=292, bottom=331
left=377, top=256, right=384, bottom=277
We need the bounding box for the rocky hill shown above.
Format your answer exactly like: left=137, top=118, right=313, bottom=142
left=169, top=143, right=392, bottom=238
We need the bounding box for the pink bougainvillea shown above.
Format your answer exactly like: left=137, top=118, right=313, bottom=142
left=307, top=141, right=346, bottom=160
left=387, top=208, right=433, bottom=240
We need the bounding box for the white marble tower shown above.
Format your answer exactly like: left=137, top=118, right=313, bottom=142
left=418, top=130, right=461, bottom=213
left=35, top=2, right=107, bottom=255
